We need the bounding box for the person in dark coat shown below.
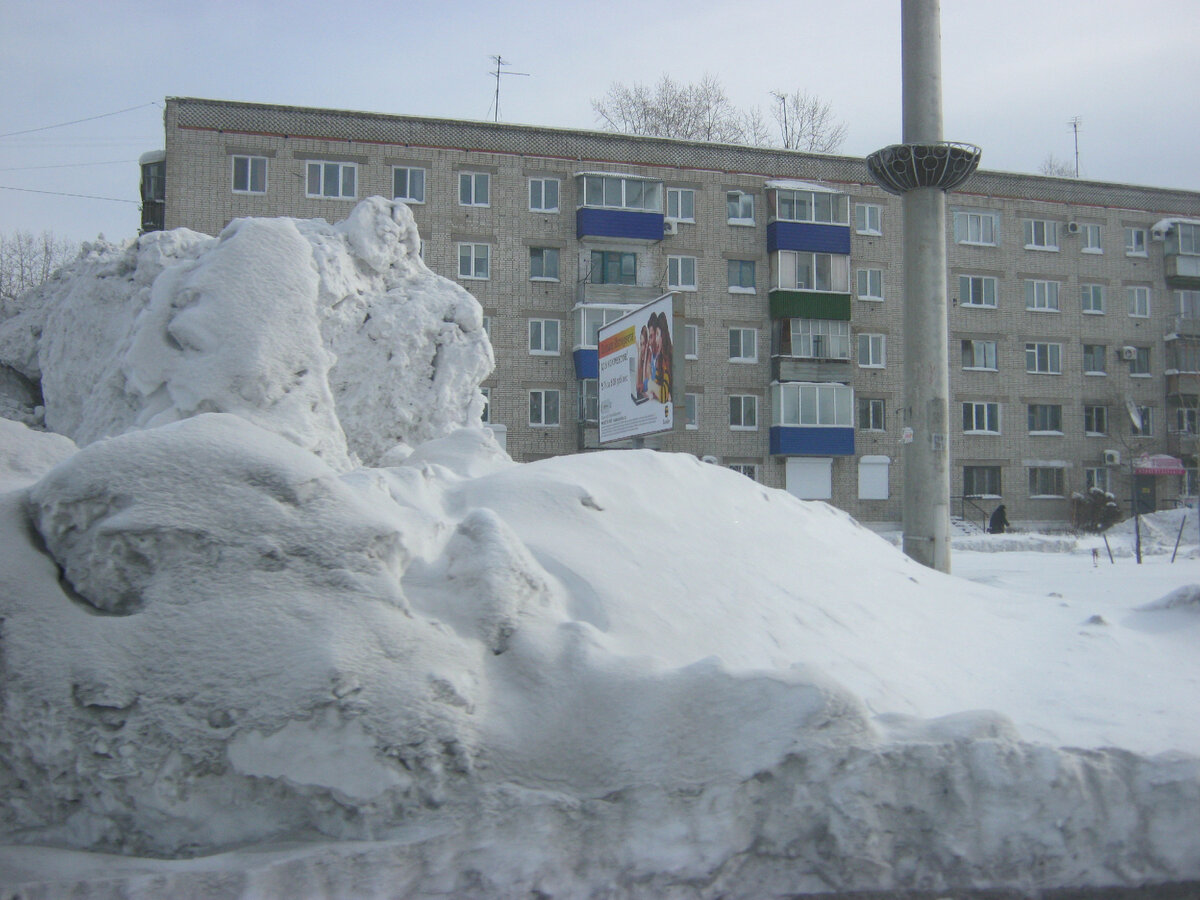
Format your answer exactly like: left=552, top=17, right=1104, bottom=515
left=988, top=504, right=1009, bottom=534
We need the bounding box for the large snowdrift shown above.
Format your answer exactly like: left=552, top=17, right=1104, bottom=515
left=1, top=200, right=1198, bottom=898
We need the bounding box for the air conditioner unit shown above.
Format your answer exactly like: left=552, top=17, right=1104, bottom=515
left=1151, top=226, right=1168, bottom=241
left=663, top=219, right=679, bottom=236
left=1104, top=449, right=1121, bottom=466
left=1121, top=346, right=1138, bottom=360
left=1066, top=221, right=1080, bottom=234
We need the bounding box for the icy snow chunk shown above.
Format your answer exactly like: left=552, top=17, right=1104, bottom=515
left=1140, top=584, right=1200, bottom=613
left=0, top=417, right=76, bottom=490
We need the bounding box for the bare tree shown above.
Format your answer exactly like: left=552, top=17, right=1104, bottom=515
left=769, top=89, right=848, bottom=153
left=0, top=229, right=77, bottom=311
left=1039, top=153, right=1076, bottom=177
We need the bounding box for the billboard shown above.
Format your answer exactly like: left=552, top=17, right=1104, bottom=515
left=597, top=293, right=674, bottom=444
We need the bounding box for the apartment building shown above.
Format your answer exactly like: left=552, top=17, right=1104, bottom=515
left=142, top=97, right=1200, bottom=528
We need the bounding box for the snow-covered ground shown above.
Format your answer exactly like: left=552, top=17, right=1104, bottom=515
left=0, top=199, right=1197, bottom=899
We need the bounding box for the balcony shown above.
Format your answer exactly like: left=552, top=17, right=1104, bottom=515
left=772, top=355, right=851, bottom=383
left=576, top=282, right=663, bottom=306
left=770, top=425, right=855, bottom=456
left=1165, top=254, right=1200, bottom=289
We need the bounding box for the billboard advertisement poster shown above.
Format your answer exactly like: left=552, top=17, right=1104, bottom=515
left=597, top=293, right=674, bottom=444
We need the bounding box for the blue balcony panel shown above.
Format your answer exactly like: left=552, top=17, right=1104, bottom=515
left=768, top=221, right=851, bottom=255
left=573, top=348, right=599, bottom=380
left=577, top=208, right=665, bottom=242
left=770, top=426, right=855, bottom=456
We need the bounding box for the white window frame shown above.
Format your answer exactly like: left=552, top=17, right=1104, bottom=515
left=306, top=160, right=357, bottom=199
left=1027, top=403, right=1063, bottom=435
left=1177, top=290, right=1200, bottom=320
left=729, top=463, right=759, bottom=480
left=1028, top=466, right=1066, bottom=498
left=729, top=395, right=759, bottom=431
left=684, top=324, right=699, bottom=360
left=855, top=203, right=882, bottom=235
left=959, top=275, right=998, bottom=308
left=729, top=328, right=757, bottom=363
left=574, top=304, right=636, bottom=350
left=1125, top=227, right=1147, bottom=256
left=480, top=386, right=491, bottom=424
left=232, top=155, right=267, bottom=194
left=1025, top=279, right=1061, bottom=312
left=578, top=174, right=663, bottom=212
left=684, top=393, right=699, bottom=430
left=726, top=191, right=755, bottom=225
left=666, top=187, right=695, bottom=222
left=530, top=247, right=560, bottom=281
left=1128, top=286, right=1151, bottom=318
left=774, top=189, right=849, bottom=225
left=1023, top=219, right=1059, bottom=251
left=954, top=210, right=998, bottom=246
left=728, top=259, right=756, bottom=293
left=578, top=379, right=598, bottom=423
left=1082, top=344, right=1107, bottom=375
left=790, top=319, right=851, bottom=360
left=1081, top=223, right=1102, bottom=253
left=1129, top=346, right=1151, bottom=376
left=963, top=465, right=1002, bottom=498
left=856, top=268, right=883, bottom=301
left=392, top=166, right=426, bottom=203
left=528, top=318, right=561, bottom=356
left=529, top=389, right=560, bottom=427
left=459, top=171, right=490, bottom=207
left=1084, top=405, right=1108, bottom=436
left=668, top=255, right=697, bottom=291
left=1131, top=406, right=1153, bottom=436
left=1025, top=342, right=1063, bottom=375
left=771, top=382, right=854, bottom=427
left=962, top=339, right=997, bottom=371
left=858, top=397, right=886, bottom=431
left=857, top=333, right=886, bottom=368
left=457, top=242, right=490, bottom=280
left=963, top=401, right=1001, bottom=434
left=1085, top=467, right=1110, bottom=493
left=776, top=250, right=850, bottom=293
left=528, top=177, right=559, bottom=212
left=1081, top=283, right=1105, bottom=315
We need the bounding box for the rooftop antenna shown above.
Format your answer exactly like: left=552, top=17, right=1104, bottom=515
left=489, top=55, right=530, bottom=123
left=1068, top=116, right=1081, bottom=177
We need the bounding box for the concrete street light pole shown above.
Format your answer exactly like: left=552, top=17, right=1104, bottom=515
left=867, top=0, right=980, bottom=573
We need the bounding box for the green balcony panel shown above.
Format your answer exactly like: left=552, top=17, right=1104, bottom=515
left=769, top=291, right=852, bottom=321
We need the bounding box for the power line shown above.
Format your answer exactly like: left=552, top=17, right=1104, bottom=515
left=0, top=102, right=160, bottom=139
left=0, top=159, right=136, bottom=172
left=0, top=185, right=138, bottom=204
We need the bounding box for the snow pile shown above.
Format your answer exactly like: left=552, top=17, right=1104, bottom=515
left=0, top=197, right=491, bottom=469
left=1, top=202, right=1198, bottom=898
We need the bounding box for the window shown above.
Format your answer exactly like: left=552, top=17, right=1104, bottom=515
left=529, top=389, right=560, bottom=426
left=729, top=395, right=758, bottom=430
left=1028, top=467, right=1065, bottom=497
left=668, top=255, right=697, bottom=290
left=590, top=250, right=636, bottom=285
left=775, top=189, right=848, bottom=224
left=666, top=187, right=695, bottom=222
left=1131, top=406, right=1153, bottom=436
left=392, top=166, right=425, bottom=203
left=729, top=463, right=758, bottom=480
left=528, top=319, right=560, bottom=355
left=575, top=305, right=632, bottom=348
left=457, top=243, right=490, bottom=280
left=1085, top=467, right=1110, bottom=493
left=856, top=268, right=883, bottom=300
left=1025, top=342, right=1062, bottom=374
left=789, top=319, right=851, bottom=359
left=684, top=393, right=699, bottom=429
left=1125, top=227, right=1147, bottom=255
left=1023, top=219, right=1059, bottom=250
left=530, top=247, right=559, bottom=280
left=954, top=211, right=998, bottom=245
left=1025, top=280, right=1060, bottom=311
left=1177, top=290, right=1200, bottom=320
left=1083, top=344, right=1107, bottom=374
left=1081, top=284, right=1105, bottom=314
left=579, top=174, right=662, bottom=211
left=480, top=387, right=490, bottom=424
left=727, top=191, right=754, bottom=223
left=529, top=177, right=559, bottom=212
left=578, top=380, right=598, bottom=423
left=1084, top=405, right=1108, bottom=435
left=481, top=316, right=491, bottom=338
left=963, top=401, right=1000, bottom=434
left=1128, top=286, right=1151, bottom=318
left=777, top=250, right=850, bottom=292
left=959, top=275, right=997, bottom=307
left=857, top=333, right=886, bottom=368
left=1178, top=223, right=1200, bottom=256
left=1129, top=346, right=1151, bottom=375
left=855, top=203, right=882, bottom=235
left=964, top=465, right=1001, bottom=498
left=459, top=172, right=490, bottom=206
left=306, top=161, right=356, bottom=198
left=728, top=259, right=756, bottom=292
left=232, top=155, right=267, bottom=194
left=1081, top=223, right=1102, bottom=253
left=1027, top=404, right=1063, bottom=433
left=729, top=328, right=757, bottom=363
left=1167, top=339, right=1200, bottom=372
left=858, top=397, right=885, bottom=431
left=962, top=339, right=997, bottom=370
left=772, top=382, right=854, bottom=427
left=684, top=324, right=699, bottom=359
left=1177, top=407, right=1199, bottom=435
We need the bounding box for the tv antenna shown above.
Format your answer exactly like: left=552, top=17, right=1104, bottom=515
left=1068, top=116, right=1081, bottom=177
left=488, top=55, right=530, bottom=123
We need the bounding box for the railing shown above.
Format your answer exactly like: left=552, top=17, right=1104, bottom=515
left=955, top=495, right=993, bottom=532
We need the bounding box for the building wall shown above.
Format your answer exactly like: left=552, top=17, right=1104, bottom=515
left=156, top=97, right=1200, bottom=528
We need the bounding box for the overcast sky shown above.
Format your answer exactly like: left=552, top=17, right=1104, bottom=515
left=2, top=0, right=1198, bottom=245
